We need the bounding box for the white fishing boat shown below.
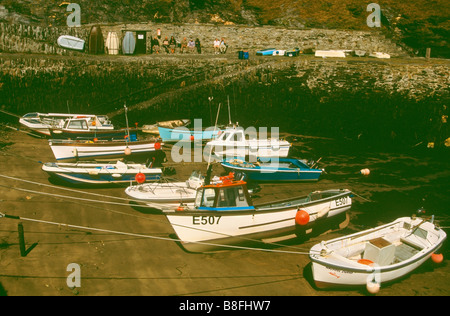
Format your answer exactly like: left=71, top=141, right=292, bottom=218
left=48, top=138, right=163, bottom=162
left=49, top=117, right=134, bottom=140
left=309, top=216, right=446, bottom=291
left=19, top=112, right=111, bottom=137
left=42, top=160, right=162, bottom=185
left=163, top=173, right=352, bottom=252
left=205, top=125, right=291, bottom=160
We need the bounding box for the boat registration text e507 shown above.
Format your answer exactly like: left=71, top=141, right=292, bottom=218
left=193, top=215, right=222, bottom=225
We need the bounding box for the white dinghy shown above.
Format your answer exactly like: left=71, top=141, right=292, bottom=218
left=309, top=216, right=446, bottom=292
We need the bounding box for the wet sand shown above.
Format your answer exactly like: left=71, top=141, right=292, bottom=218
left=0, top=127, right=448, bottom=297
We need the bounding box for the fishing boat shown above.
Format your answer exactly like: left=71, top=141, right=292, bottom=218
left=221, top=157, right=324, bottom=182
left=42, top=160, right=162, bottom=185
left=158, top=125, right=222, bottom=142
left=163, top=173, right=352, bottom=252
left=205, top=125, right=291, bottom=160
left=48, top=138, right=163, bottom=162
left=309, top=216, right=446, bottom=291
left=57, top=35, right=85, bottom=52
left=256, top=48, right=277, bottom=56
left=141, top=119, right=191, bottom=135
left=49, top=117, right=136, bottom=140
left=125, top=171, right=207, bottom=208
left=18, top=112, right=111, bottom=137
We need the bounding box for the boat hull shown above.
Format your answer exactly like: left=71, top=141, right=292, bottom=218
left=207, top=141, right=291, bottom=160
left=309, top=217, right=447, bottom=289
left=158, top=126, right=221, bottom=142
left=221, top=158, right=323, bottom=182
left=42, top=162, right=162, bottom=185
left=48, top=139, right=162, bottom=162
left=165, top=189, right=352, bottom=252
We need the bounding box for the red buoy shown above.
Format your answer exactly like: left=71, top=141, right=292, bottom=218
left=135, top=172, right=146, bottom=184
left=295, top=209, right=310, bottom=226
left=154, top=142, right=161, bottom=150
left=190, top=135, right=195, bottom=141
left=431, top=253, right=444, bottom=264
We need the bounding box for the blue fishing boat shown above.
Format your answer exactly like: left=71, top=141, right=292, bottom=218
left=157, top=126, right=223, bottom=142
left=221, top=157, right=324, bottom=182
left=42, top=161, right=162, bottom=185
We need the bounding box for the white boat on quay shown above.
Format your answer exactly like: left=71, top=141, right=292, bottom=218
left=163, top=173, right=352, bottom=252
left=309, top=216, right=446, bottom=292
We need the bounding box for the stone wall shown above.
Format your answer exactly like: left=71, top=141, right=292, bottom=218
left=0, top=21, right=408, bottom=57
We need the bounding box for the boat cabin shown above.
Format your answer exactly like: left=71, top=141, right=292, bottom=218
left=195, top=174, right=254, bottom=211
left=62, top=116, right=113, bottom=130
left=216, top=127, right=250, bottom=143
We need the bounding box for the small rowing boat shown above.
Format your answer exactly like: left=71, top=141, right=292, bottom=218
left=309, top=216, right=446, bottom=292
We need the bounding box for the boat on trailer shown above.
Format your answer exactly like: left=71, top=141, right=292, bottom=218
left=42, top=160, right=162, bottom=185
left=163, top=173, right=352, bottom=252
left=309, top=216, right=446, bottom=291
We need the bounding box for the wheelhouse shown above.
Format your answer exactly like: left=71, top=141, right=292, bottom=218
left=195, top=174, right=254, bottom=211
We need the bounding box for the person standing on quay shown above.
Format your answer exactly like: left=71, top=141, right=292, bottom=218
left=195, top=38, right=202, bottom=54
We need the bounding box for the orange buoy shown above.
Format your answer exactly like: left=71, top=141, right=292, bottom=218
left=154, top=142, right=161, bottom=150
left=124, top=147, right=132, bottom=155
left=190, top=135, right=195, bottom=141
left=431, top=253, right=444, bottom=264
left=135, top=172, right=146, bottom=184
left=295, top=209, right=310, bottom=226
left=176, top=206, right=184, bottom=211
left=93, top=138, right=98, bottom=142
left=360, top=168, right=370, bottom=176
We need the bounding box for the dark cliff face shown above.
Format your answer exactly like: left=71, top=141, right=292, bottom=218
left=0, top=0, right=448, bottom=58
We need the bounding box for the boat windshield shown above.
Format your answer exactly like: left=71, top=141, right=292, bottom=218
left=195, top=188, right=216, bottom=208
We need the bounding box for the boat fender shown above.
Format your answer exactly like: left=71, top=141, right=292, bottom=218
left=295, top=209, right=309, bottom=226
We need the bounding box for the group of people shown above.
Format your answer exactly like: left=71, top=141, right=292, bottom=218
left=214, top=38, right=228, bottom=54
left=150, top=29, right=228, bottom=55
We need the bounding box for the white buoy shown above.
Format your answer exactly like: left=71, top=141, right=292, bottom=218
left=124, top=147, right=132, bottom=155
left=360, top=168, right=370, bottom=176
left=366, top=280, right=380, bottom=294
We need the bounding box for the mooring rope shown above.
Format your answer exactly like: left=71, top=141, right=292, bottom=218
left=0, top=211, right=314, bottom=255
left=0, top=173, right=316, bottom=254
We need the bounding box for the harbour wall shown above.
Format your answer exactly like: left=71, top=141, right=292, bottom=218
left=0, top=22, right=449, bottom=149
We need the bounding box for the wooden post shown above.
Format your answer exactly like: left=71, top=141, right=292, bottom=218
left=426, top=48, right=431, bottom=59
left=18, top=222, right=26, bottom=257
